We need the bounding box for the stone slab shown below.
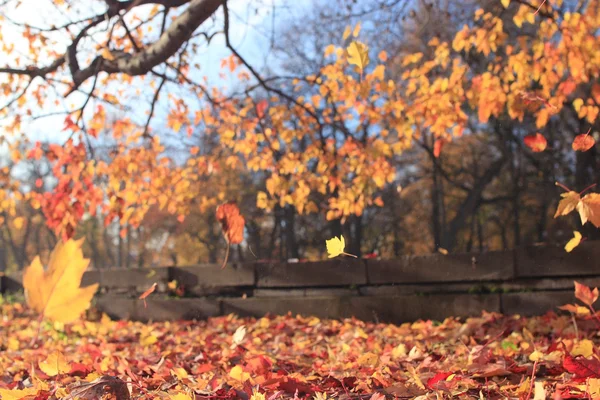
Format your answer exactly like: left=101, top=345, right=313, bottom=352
left=256, top=259, right=367, bottom=287
left=170, top=263, right=255, bottom=292
left=367, top=250, right=514, bottom=284
left=223, top=293, right=500, bottom=323
left=133, top=298, right=221, bottom=321
left=346, top=294, right=501, bottom=323
left=100, top=267, right=169, bottom=292
left=501, top=291, right=575, bottom=316
left=254, top=288, right=358, bottom=297
left=222, top=297, right=345, bottom=320
left=516, top=242, right=600, bottom=277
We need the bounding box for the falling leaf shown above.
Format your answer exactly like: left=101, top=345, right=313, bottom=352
left=558, top=304, right=591, bottom=316
left=565, top=231, right=582, bottom=252
left=501, top=0, right=510, bottom=8
left=231, top=325, right=246, bottom=348
left=574, top=281, right=599, bottom=308
left=216, top=201, right=246, bottom=269
left=554, top=190, right=580, bottom=218
left=577, top=193, right=600, bottom=227
left=438, top=248, right=449, bottom=255
left=573, top=130, right=595, bottom=152
left=22, top=239, right=99, bottom=323
left=325, top=236, right=356, bottom=258
left=139, top=283, right=157, bottom=308
left=347, top=41, right=370, bottom=73
left=39, top=351, right=71, bottom=376
left=524, top=133, right=547, bottom=152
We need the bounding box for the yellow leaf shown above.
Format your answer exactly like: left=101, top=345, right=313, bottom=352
left=577, top=193, right=600, bottom=227
left=172, top=367, right=189, bottom=380
left=554, top=191, right=580, bottom=218
left=101, top=47, right=115, bottom=61
left=342, top=26, right=351, bottom=41
left=573, top=98, right=584, bottom=113
left=501, top=0, right=510, bottom=8
left=357, top=352, right=379, bottom=367
left=22, top=239, right=99, bottom=323
left=352, top=22, right=361, bottom=38
left=12, top=216, right=24, bottom=230
left=140, top=334, right=158, bottom=346
left=0, top=388, right=38, bottom=400
left=572, top=339, right=594, bottom=358
left=229, top=365, right=251, bottom=382
left=39, top=351, right=70, bottom=376
left=326, top=236, right=345, bottom=258
left=169, top=394, right=193, bottom=400
left=347, top=41, right=370, bottom=73
left=250, top=389, right=266, bottom=400
left=565, top=231, right=582, bottom=253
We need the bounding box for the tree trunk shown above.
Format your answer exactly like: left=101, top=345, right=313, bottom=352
left=284, top=206, right=299, bottom=259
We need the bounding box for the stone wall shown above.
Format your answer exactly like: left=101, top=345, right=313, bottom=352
left=2, top=241, right=599, bottom=323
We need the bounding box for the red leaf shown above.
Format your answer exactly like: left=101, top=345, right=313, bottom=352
left=524, top=133, right=547, bottom=152
left=256, top=99, right=268, bottom=119
left=563, top=353, right=600, bottom=379
left=572, top=130, right=595, bottom=152
left=426, top=371, right=453, bottom=389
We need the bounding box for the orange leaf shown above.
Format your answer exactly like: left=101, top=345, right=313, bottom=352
left=433, top=138, right=447, bottom=158
left=256, top=99, right=268, bottom=119
left=524, top=133, right=547, bottom=152
left=216, top=202, right=245, bottom=245
left=139, top=282, right=157, bottom=308
left=574, top=281, right=599, bottom=308
left=572, top=131, right=595, bottom=152
left=577, top=193, right=600, bottom=228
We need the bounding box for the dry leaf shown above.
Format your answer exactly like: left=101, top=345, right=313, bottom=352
left=572, top=132, right=595, bottom=152
left=565, top=231, right=582, bottom=253
left=23, top=238, right=98, bottom=323
left=139, top=282, right=157, bottom=308
left=347, top=41, right=370, bottom=73
left=574, top=281, right=599, bottom=308
left=216, top=202, right=245, bottom=269
left=39, top=351, right=70, bottom=376
left=524, top=133, right=547, bottom=152
left=325, top=235, right=356, bottom=258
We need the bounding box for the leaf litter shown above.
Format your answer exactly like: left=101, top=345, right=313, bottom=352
left=2, top=301, right=600, bottom=399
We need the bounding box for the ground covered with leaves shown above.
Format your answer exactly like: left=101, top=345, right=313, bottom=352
left=3, top=304, right=600, bottom=399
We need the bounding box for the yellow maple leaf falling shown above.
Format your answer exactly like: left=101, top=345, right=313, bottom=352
left=564, top=231, right=582, bottom=253
left=23, top=238, right=99, bottom=323
left=554, top=188, right=600, bottom=228
left=325, top=235, right=357, bottom=258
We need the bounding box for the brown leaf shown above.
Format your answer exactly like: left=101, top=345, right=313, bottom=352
left=66, top=375, right=130, bottom=400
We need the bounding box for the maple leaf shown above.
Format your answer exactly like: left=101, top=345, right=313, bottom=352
left=347, top=41, right=370, bottom=73
left=572, top=130, right=595, bottom=152
left=558, top=304, right=591, bottom=316
left=22, top=238, right=98, bottom=323
left=574, top=281, right=599, bottom=308
left=564, top=231, right=582, bottom=252
left=325, top=236, right=356, bottom=258
left=576, top=193, right=600, bottom=227
left=39, top=351, right=71, bottom=376
left=524, top=133, right=547, bottom=152
left=554, top=191, right=580, bottom=218
left=563, top=354, right=600, bottom=379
